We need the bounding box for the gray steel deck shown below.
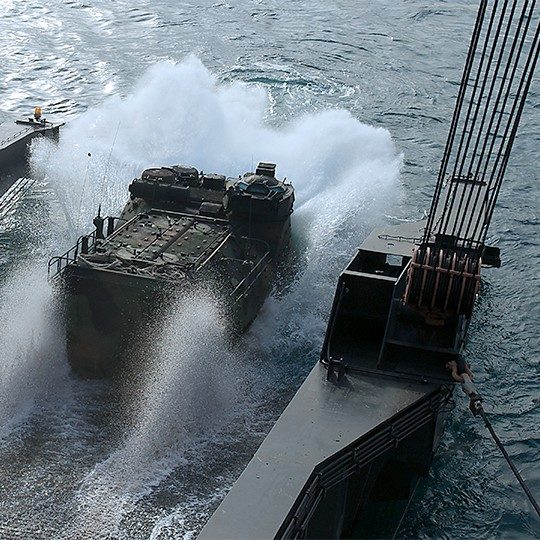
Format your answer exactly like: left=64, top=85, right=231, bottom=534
left=199, top=363, right=438, bottom=539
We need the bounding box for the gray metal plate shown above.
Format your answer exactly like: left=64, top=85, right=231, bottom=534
left=199, top=363, right=438, bottom=540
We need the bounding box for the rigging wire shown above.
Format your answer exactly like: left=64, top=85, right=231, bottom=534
left=407, top=0, right=539, bottom=316
left=475, top=404, right=540, bottom=518
left=450, top=364, right=540, bottom=518
left=462, top=0, right=534, bottom=246
left=387, top=373, right=540, bottom=532
left=77, top=121, right=121, bottom=232
left=422, top=0, right=488, bottom=243
left=422, top=0, right=539, bottom=253
left=391, top=478, right=421, bottom=540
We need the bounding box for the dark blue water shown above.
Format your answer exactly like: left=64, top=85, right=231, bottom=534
left=0, top=1, right=538, bottom=538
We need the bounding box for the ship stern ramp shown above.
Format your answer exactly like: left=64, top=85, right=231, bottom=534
left=198, top=366, right=445, bottom=539
left=199, top=221, right=452, bottom=539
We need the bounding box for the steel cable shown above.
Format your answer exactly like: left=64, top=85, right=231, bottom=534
left=422, top=0, right=538, bottom=255
left=474, top=403, right=540, bottom=518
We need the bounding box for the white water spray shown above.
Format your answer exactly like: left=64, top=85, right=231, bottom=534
left=0, top=265, right=67, bottom=439
left=66, top=294, right=238, bottom=539
left=31, top=55, right=401, bottom=237
left=29, top=55, right=402, bottom=537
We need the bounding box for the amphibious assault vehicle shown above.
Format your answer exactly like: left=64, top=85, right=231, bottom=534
left=49, top=162, right=294, bottom=376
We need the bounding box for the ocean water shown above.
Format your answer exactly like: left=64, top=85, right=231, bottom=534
left=0, top=1, right=538, bottom=538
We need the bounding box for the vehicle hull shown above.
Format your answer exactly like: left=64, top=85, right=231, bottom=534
left=62, top=248, right=276, bottom=377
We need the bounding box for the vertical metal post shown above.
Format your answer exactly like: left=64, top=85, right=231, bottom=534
left=106, top=216, right=115, bottom=237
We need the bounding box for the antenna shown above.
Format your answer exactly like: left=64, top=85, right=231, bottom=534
left=93, top=203, right=104, bottom=239
left=100, top=120, right=121, bottom=199
left=77, top=151, right=92, bottom=219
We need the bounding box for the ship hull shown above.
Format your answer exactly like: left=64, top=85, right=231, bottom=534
left=198, top=363, right=451, bottom=539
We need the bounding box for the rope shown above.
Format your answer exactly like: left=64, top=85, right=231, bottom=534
left=448, top=361, right=540, bottom=518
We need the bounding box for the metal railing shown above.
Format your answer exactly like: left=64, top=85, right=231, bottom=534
left=48, top=230, right=97, bottom=279
left=0, top=127, right=31, bottom=147
left=47, top=216, right=124, bottom=279
left=378, top=233, right=422, bottom=244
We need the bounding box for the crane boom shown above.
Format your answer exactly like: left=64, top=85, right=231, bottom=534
left=406, top=0, right=539, bottom=317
